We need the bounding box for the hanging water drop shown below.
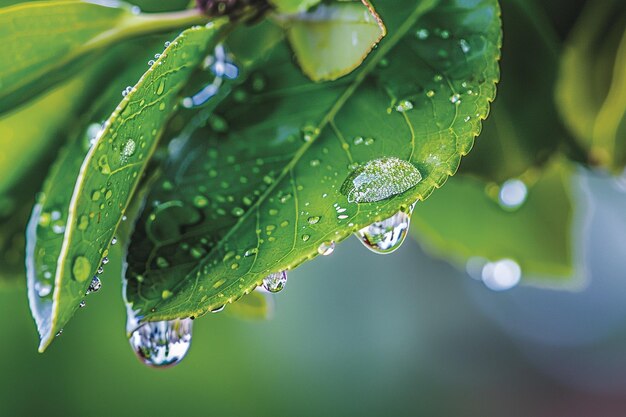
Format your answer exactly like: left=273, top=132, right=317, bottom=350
left=481, top=259, right=521, bottom=291
left=356, top=204, right=415, bottom=254
left=341, top=157, right=422, bottom=203
left=262, top=271, right=287, bottom=293
left=129, top=319, right=193, bottom=368
left=318, top=241, right=335, bottom=256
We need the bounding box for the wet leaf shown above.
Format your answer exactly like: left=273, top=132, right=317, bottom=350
left=555, top=0, right=626, bottom=170
left=0, top=0, right=205, bottom=113
left=125, top=0, right=501, bottom=324
left=411, top=159, right=575, bottom=287
left=28, top=23, right=226, bottom=352
left=284, top=0, right=386, bottom=81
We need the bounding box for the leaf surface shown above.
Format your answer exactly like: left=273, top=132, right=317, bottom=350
left=125, top=0, right=502, bottom=324
left=27, top=23, right=226, bottom=351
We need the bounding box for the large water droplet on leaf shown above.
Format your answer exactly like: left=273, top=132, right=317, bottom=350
left=129, top=318, right=193, bottom=368
left=356, top=204, right=415, bottom=254
left=262, top=271, right=287, bottom=293
left=341, top=157, right=422, bottom=203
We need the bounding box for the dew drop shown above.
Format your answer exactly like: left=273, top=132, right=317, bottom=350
left=356, top=204, right=414, bottom=254
left=262, top=270, right=287, bottom=293
left=416, top=28, right=429, bottom=40
left=307, top=216, right=320, bottom=225
left=459, top=38, right=470, bottom=53
left=317, top=241, right=335, bottom=256
left=87, top=276, right=101, bottom=293
left=156, top=79, right=165, bottom=95
left=79, top=300, right=86, bottom=308
left=449, top=93, right=461, bottom=104
left=341, top=157, right=422, bottom=203
left=395, top=100, right=414, bottom=113
left=231, top=207, right=245, bottom=217
left=129, top=319, right=193, bottom=368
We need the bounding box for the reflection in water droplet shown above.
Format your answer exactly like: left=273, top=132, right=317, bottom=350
left=498, top=179, right=528, bottom=210
left=129, top=319, right=193, bottom=368
left=481, top=259, right=521, bottom=291
left=356, top=204, right=415, bottom=254
left=318, top=241, right=335, bottom=256
left=341, top=157, right=422, bottom=203
left=395, top=100, right=414, bottom=112
left=87, top=276, right=101, bottom=294
left=263, top=271, right=287, bottom=293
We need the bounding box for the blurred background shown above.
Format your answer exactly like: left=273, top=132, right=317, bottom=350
left=2, top=169, right=626, bottom=416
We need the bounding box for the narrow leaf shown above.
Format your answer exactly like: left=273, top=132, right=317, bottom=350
left=29, top=22, right=226, bottom=351
left=125, top=0, right=502, bottom=323
left=0, top=0, right=205, bottom=113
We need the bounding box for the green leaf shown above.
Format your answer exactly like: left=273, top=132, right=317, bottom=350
left=0, top=0, right=205, bottom=113
left=461, top=0, right=567, bottom=182
left=284, top=0, right=386, bottom=81
left=28, top=23, right=226, bottom=352
left=555, top=0, right=626, bottom=170
left=125, top=0, right=501, bottom=323
left=270, top=0, right=320, bottom=14
left=411, top=158, right=575, bottom=286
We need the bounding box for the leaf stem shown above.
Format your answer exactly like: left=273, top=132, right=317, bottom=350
left=84, top=8, right=210, bottom=50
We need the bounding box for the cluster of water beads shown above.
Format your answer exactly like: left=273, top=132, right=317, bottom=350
left=129, top=318, right=193, bottom=368
left=182, top=44, right=239, bottom=108
left=356, top=203, right=415, bottom=254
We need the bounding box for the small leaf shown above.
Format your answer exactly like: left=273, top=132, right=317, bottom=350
left=28, top=23, right=227, bottom=352
left=555, top=0, right=626, bottom=170
left=411, top=159, right=575, bottom=286
left=125, top=0, right=501, bottom=323
left=0, top=1, right=205, bottom=113
left=284, top=0, right=386, bottom=81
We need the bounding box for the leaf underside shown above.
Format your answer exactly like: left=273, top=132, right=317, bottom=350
left=124, top=0, right=502, bottom=325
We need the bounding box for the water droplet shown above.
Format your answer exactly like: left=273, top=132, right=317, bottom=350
left=317, top=241, right=335, bottom=256
left=459, top=39, right=470, bottom=53
left=449, top=93, right=461, bottom=104
left=35, top=282, right=52, bottom=297
left=416, top=28, right=429, bottom=40
left=395, top=100, right=414, bottom=113
left=87, top=276, right=101, bottom=293
left=356, top=205, right=414, bottom=254
left=156, top=257, right=169, bottom=269
left=231, top=207, right=245, bottom=217
left=341, top=157, right=422, bottom=203
left=481, top=259, right=521, bottom=291
left=498, top=179, right=528, bottom=210
left=308, top=216, right=320, bottom=225
left=162, top=290, right=173, bottom=299
left=210, top=305, right=225, bottom=313
left=72, top=256, right=91, bottom=283
left=102, top=257, right=109, bottom=265
left=79, top=300, right=86, bottom=308
left=302, top=234, right=310, bottom=242
left=129, top=319, right=193, bottom=368
left=262, top=271, right=287, bottom=293
left=111, top=237, right=118, bottom=245
left=426, top=90, right=435, bottom=98
left=439, top=29, right=450, bottom=39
